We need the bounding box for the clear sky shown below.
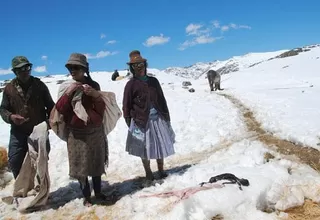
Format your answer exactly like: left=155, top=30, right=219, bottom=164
left=0, top=0, right=319, bottom=79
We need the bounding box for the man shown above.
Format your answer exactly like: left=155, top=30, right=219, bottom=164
left=207, top=70, right=223, bottom=91
left=0, top=56, right=55, bottom=179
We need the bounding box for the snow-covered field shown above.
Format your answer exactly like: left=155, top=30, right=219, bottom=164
left=0, top=46, right=320, bottom=220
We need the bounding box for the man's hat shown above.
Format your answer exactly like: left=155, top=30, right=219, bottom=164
left=11, top=56, right=32, bottom=70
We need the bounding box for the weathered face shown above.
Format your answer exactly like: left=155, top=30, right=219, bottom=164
left=131, top=62, right=146, bottom=77
left=14, top=64, right=32, bottom=83
left=66, top=65, right=86, bottom=81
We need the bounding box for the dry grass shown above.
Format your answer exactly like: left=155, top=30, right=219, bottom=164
left=264, top=152, right=276, bottom=162
left=212, top=214, right=224, bottom=220
left=280, top=199, right=320, bottom=220
left=0, top=147, right=8, bottom=170
left=74, top=212, right=101, bottom=220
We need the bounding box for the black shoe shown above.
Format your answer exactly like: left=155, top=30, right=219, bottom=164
left=159, top=171, right=168, bottom=179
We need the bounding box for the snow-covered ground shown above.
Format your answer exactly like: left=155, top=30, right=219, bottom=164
left=221, top=46, right=320, bottom=150
left=0, top=46, right=320, bottom=220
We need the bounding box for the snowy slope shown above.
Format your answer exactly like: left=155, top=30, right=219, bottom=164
left=221, top=45, right=320, bottom=149
left=163, top=50, right=288, bottom=79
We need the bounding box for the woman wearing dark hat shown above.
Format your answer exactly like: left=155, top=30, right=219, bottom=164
left=122, top=50, right=175, bottom=181
left=55, top=53, right=108, bottom=206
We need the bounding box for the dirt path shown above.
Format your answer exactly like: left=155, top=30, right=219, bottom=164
left=219, top=93, right=320, bottom=172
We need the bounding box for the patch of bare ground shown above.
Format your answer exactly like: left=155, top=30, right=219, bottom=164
left=212, top=214, right=224, bottom=220
left=280, top=199, right=320, bottom=220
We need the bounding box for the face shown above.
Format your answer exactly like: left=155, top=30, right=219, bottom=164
left=131, top=62, right=145, bottom=77
left=67, top=65, right=86, bottom=81
left=14, top=64, right=32, bottom=83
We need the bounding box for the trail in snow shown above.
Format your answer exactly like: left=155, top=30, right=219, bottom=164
left=220, top=93, right=320, bottom=172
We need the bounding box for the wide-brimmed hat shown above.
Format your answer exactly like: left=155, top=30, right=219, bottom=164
left=65, top=53, right=88, bottom=69
left=11, top=56, right=32, bottom=70
left=127, top=50, right=147, bottom=64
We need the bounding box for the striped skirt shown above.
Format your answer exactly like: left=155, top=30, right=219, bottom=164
left=126, top=108, right=175, bottom=159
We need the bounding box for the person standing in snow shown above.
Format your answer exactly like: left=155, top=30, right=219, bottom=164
left=55, top=53, right=108, bottom=206
left=122, top=50, right=175, bottom=181
left=111, top=69, right=119, bottom=81
left=0, top=56, right=54, bottom=179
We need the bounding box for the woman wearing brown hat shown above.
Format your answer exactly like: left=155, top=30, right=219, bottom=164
left=55, top=53, right=108, bottom=206
left=122, top=50, right=175, bottom=181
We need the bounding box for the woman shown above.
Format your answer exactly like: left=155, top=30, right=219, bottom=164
left=122, top=50, right=175, bottom=181
left=55, top=53, right=108, bottom=206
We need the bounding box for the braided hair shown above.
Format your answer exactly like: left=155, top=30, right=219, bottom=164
left=84, top=63, right=100, bottom=90
left=85, top=62, right=93, bottom=81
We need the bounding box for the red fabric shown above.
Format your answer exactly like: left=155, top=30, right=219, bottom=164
left=55, top=93, right=105, bottom=129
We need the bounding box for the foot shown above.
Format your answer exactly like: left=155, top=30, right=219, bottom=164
left=158, top=171, right=168, bottom=179
left=146, top=172, right=155, bottom=181
left=83, top=197, right=92, bottom=207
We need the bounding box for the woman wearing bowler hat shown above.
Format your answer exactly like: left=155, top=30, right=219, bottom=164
left=122, top=50, right=175, bottom=181
left=55, top=53, right=108, bottom=206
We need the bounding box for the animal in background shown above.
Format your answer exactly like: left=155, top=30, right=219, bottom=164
left=206, top=70, right=223, bottom=91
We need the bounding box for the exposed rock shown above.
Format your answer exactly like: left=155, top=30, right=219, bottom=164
left=216, top=63, right=239, bottom=75
left=147, top=73, right=156, bottom=77
left=188, top=88, right=195, bottom=93
left=182, top=81, right=192, bottom=86
left=276, top=47, right=310, bottom=59
left=56, top=80, right=66, bottom=85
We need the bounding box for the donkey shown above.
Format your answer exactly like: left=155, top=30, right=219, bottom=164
left=207, top=70, right=223, bottom=91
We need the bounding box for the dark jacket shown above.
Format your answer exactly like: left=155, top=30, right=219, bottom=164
left=55, top=80, right=105, bottom=129
left=111, top=71, right=119, bottom=81
left=122, top=76, right=170, bottom=128
left=0, top=76, right=55, bottom=135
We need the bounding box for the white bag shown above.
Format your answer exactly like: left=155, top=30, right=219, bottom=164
left=100, top=91, right=122, bottom=135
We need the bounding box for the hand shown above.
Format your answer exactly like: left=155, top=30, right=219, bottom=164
left=10, top=114, right=29, bottom=125
left=83, top=85, right=100, bottom=98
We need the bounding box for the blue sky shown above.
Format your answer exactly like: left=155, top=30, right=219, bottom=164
left=0, top=0, right=319, bottom=79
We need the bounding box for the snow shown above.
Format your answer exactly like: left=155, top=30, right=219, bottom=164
left=0, top=45, right=320, bottom=219
left=223, top=46, right=320, bottom=149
